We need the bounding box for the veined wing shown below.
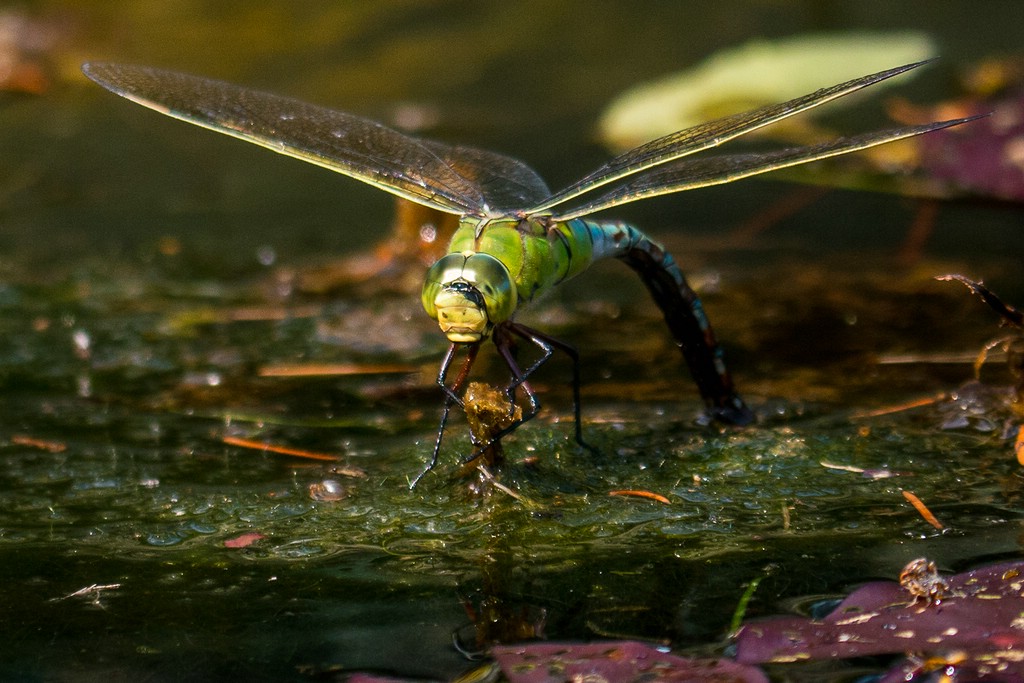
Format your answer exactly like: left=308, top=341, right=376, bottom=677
left=82, top=63, right=549, bottom=216
left=527, top=60, right=931, bottom=215
left=549, top=117, right=981, bottom=220
left=421, top=141, right=550, bottom=213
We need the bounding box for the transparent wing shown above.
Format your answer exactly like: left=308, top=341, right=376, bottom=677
left=421, top=141, right=550, bottom=213
left=528, top=60, right=932, bottom=216
left=550, top=117, right=980, bottom=220
left=83, top=62, right=549, bottom=216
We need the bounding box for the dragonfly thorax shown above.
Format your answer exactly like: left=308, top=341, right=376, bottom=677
left=422, top=251, right=517, bottom=343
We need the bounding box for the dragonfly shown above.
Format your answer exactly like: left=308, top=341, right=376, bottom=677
left=82, top=60, right=976, bottom=486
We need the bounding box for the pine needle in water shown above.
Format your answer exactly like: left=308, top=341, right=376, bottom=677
left=221, top=435, right=366, bottom=477
left=902, top=490, right=945, bottom=530
left=608, top=490, right=671, bottom=504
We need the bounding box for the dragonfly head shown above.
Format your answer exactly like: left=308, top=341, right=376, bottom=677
left=422, top=252, right=517, bottom=343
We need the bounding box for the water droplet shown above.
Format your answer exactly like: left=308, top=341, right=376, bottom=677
left=309, top=479, right=346, bottom=502
left=256, top=245, right=276, bottom=266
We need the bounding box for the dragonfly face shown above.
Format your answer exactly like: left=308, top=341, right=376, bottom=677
left=422, top=251, right=517, bottom=342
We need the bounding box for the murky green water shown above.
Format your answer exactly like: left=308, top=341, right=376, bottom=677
left=2, top=2, right=1024, bottom=680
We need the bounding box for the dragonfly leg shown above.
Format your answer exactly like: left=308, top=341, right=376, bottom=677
left=459, top=322, right=593, bottom=466
left=506, top=323, right=596, bottom=452
left=410, top=342, right=479, bottom=488
left=454, top=330, right=540, bottom=466
left=494, top=323, right=550, bottom=421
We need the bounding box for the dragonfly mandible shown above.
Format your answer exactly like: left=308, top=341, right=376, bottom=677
left=82, top=61, right=976, bottom=486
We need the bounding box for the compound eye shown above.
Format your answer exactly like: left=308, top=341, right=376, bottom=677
left=462, top=253, right=516, bottom=324
left=421, top=253, right=470, bottom=318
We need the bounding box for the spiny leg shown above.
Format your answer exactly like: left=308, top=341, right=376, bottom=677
left=410, top=341, right=479, bottom=488
left=459, top=322, right=592, bottom=465
left=455, top=328, right=542, bottom=465
left=506, top=323, right=595, bottom=452
left=494, top=323, right=550, bottom=422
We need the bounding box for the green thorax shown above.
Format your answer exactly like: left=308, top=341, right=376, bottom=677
left=422, top=214, right=643, bottom=341
left=447, top=215, right=597, bottom=306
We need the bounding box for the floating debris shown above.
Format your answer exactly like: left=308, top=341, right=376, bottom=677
left=902, top=490, right=946, bottom=531
left=938, top=274, right=1024, bottom=428
left=462, top=381, right=522, bottom=472
left=899, top=557, right=950, bottom=605
left=10, top=434, right=67, bottom=453
left=257, top=361, right=418, bottom=377
left=221, top=436, right=366, bottom=477
left=608, top=489, right=671, bottom=504
left=223, top=532, right=265, bottom=549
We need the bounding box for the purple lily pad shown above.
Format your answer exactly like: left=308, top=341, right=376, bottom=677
left=346, top=675, right=417, bottom=683
left=918, top=90, right=1024, bottom=202
left=735, top=560, right=1024, bottom=680
left=492, top=641, right=768, bottom=683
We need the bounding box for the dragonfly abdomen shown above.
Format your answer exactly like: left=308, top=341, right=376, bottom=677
left=580, top=218, right=753, bottom=425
